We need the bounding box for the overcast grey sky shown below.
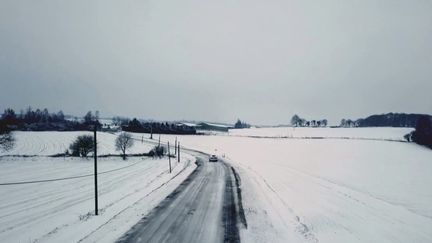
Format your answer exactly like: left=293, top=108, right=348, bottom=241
left=0, top=0, right=431, bottom=125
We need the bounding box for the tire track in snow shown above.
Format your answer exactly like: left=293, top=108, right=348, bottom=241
left=77, top=158, right=193, bottom=243
left=231, top=159, right=319, bottom=243
left=273, top=162, right=432, bottom=220
left=0, top=161, right=165, bottom=235
left=0, top=158, right=147, bottom=185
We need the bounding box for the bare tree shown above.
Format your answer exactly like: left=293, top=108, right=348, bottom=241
left=115, top=132, right=134, bottom=160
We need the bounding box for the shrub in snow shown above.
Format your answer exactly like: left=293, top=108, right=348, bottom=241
left=0, top=122, right=14, bottom=152
left=149, top=145, right=166, bottom=158
left=404, top=132, right=413, bottom=142
left=70, top=135, right=94, bottom=157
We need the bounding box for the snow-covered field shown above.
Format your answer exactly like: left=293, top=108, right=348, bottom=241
left=2, top=131, right=153, bottom=156
left=1, top=128, right=430, bottom=243
left=155, top=128, right=432, bottom=243
left=228, top=127, right=413, bottom=141
left=0, top=132, right=196, bottom=243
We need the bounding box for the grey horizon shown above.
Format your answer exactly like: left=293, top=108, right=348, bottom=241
left=1, top=0, right=431, bottom=125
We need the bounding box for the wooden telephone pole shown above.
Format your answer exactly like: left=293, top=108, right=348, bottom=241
left=150, top=126, right=153, bottom=139
left=168, top=142, right=172, bottom=173
left=93, top=125, right=98, bottom=215
left=177, top=142, right=180, bottom=163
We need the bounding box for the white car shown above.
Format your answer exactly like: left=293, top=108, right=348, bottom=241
left=209, top=155, right=218, bottom=162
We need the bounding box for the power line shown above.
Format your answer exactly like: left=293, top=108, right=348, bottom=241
left=0, top=160, right=140, bottom=186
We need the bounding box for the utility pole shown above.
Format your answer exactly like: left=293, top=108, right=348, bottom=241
left=177, top=142, right=180, bottom=163
left=158, top=134, right=161, bottom=147
left=168, top=142, right=172, bottom=173
left=174, top=137, right=177, bottom=155
left=150, top=125, right=153, bottom=139
left=93, top=125, right=98, bottom=215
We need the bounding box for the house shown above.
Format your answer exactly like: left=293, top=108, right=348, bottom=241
left=196, top=122, right=232, bottom=132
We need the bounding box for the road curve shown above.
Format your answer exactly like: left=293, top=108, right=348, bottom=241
left=116, top=152, right=240, bottom=243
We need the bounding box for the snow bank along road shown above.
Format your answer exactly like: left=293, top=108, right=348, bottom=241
left=0, top=132, right=199, bottom=243
left=0, top=156, right=197, bottom=243
left=117, top=145, right=244, bottom=242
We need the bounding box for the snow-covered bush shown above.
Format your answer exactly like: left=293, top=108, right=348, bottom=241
left=148, top=145, right=166, bottom=158
left=0, top=122, right=14, bottom=152
left=69, top=135, right=94, bottom=157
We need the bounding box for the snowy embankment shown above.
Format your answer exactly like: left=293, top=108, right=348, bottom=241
left=228, top=127, right=413, bottom=141
left=0, top=132, right=196, bottom=243
left=156, top=128, right=432, bottom=243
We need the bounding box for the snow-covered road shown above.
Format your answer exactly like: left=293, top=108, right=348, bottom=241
left=117, top=153, right=240, bottom=243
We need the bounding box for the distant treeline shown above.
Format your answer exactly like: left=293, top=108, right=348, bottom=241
left=0, top=108, right=196, bottom=134
left=340, top=113, right=432, bottom=128
left=0, top=108, right=100, bottom=131
left=122, top=118, right=197, bottom=135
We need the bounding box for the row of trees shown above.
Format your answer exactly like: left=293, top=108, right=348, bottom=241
left=291, top=115, right=328, bottom=127
left=340, top=113, right=430, bottom=128
left=291, top=113, right=430, bottom=128
left=69, top=132, right=135, bottom=160
left=1, top=107, right=65, bottom=125
left=340, top=119, right=358, bottom=128
left=0, top=108, right=101, bottom=131
left=69, top=132, right=169, bottom=159
left=122, top=118, right=196, bottom=135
